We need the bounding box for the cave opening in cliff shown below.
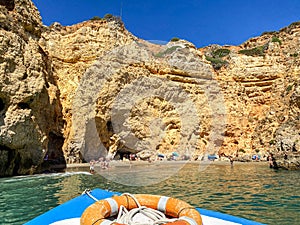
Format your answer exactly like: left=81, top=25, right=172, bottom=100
left=17, top=102, right=30, bottom=110
left=0, top=98, right=5, bottom=111
left=106, top=121, right=113, bottom=132
left=0, top=145, right=18, bottom=176
left=47, top=132, right=65, bottom=161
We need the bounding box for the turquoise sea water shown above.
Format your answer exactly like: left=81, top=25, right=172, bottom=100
left=0, top=162, right=299, bottom=225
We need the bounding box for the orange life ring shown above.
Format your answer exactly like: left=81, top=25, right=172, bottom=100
left=80, top=194, right=202, bottom=225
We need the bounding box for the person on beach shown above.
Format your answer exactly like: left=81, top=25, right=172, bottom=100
left=220, top=153, right=234, bottom=166
left=97, top=157, right=105, bottom=169
left=89, top=160, right=95, bottom=174
left=229, top=155, right=234, bottom=167
left=268, top=153, right=278, bottom=169
left=103, top=159, right=109, bottom=169
left=267, top=154, right=273, bottom=168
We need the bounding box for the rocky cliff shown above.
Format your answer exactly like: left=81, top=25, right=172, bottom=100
left=0, top=0, right=299, bottom=176
left=0, top=0, right=65, bottom=176
left=202, top=24, right=300, bottom=168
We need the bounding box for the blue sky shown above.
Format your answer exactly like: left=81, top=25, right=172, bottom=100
left=32, top=0, right=300, bottom=47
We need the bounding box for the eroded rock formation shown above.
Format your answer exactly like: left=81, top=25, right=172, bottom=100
left=0, top=1, right=299, bottom=176
left=0, top=0, right=65, bottom=176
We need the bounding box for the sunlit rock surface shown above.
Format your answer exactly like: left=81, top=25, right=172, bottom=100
left=0, top=0, right=64, bottom=176
left=0, top=1, right=299, bottom=176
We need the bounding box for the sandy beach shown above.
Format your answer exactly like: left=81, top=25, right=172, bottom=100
left=66, top=160, right=268, bottom=170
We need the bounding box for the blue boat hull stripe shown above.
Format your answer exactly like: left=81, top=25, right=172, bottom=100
left=201, top=215, right=241, bottom=225
left=157, top=196, right=169, bottom=213
left=105, top=198, right=119, bottom=216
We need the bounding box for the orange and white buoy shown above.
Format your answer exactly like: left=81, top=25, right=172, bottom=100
left=80, top=194, right=202, bottom=225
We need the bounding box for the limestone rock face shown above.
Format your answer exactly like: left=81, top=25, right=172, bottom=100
left=70, top=40, right=224, bottom=162
left=0, top=0, right=64, bottom=176
left=39, top=17, right=137, bottom=162
left=273, top=82, right=300, bottom=169
left=202, top=24, right=300, bottom=167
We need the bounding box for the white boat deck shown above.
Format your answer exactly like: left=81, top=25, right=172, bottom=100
left=50, top=215, right=242, bottom=225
